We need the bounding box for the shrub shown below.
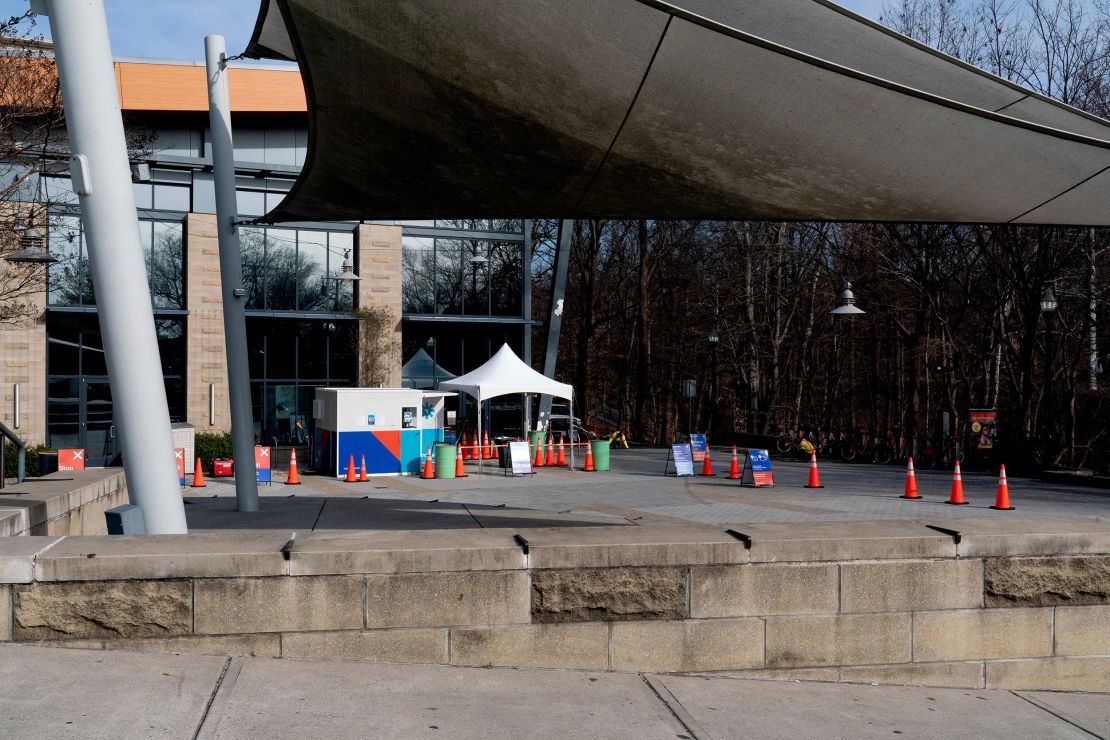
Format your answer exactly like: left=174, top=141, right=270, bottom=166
left=194, top=432, right=233, bottom=473
left=3, top=441, right=52, bottom=479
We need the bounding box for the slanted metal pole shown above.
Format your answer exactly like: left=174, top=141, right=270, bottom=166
left=39, top=0, right=186, bottom=533
left=205, top=35, right=259, bottom=512
left=537, top=220, right=573, bottom=426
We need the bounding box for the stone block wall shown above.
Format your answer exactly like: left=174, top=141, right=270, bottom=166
left=1, top=518, right=1108, bottom=692
left=184, top=213, right=230, bottom=432
left=0, top=469, right=128, bottom=536
left=356, top=223, right=402, bottom=388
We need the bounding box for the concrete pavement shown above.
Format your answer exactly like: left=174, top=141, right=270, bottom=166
left=187, top=449, right=1110, bottom=533
left=1, top=643, right=1106, bottom=739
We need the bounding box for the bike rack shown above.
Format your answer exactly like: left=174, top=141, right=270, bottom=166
left=0, top=419, right=27, bottom=487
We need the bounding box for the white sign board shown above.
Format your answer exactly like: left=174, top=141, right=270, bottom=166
left=509, top=441, right=533, bottom=476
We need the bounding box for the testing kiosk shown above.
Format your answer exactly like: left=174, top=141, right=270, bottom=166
left=313, top=388, right=455, bottom=477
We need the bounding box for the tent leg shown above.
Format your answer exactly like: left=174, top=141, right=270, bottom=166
left=569, top=396, right=576, bottom=470
left=477, top=399, right=482, bottom=476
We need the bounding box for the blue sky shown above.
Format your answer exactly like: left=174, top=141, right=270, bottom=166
left=3, top=0, right=887, bottom=61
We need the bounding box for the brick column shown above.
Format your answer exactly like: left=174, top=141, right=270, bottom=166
left=185, top=213, right=231, bottom=431
left=0, top=282, right=46, bottom=445
left=356, top=224, right=403, bottom=388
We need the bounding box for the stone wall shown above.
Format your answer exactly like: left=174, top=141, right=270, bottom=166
left=0, top=469, right=128, bottom=536
left=1, top=517, right=1108, bottom=692
left=184, top=213, right=230, bottom=432
left=356, top=223, right=403, bottom=388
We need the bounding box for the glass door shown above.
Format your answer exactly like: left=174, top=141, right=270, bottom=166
left=81, top=379, right=117, bottom=466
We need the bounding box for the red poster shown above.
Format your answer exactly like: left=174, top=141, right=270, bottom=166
left=175, top=448, right=185, bottom=484
left=58, top=448, right=85, bottom=472
left=255, top=446, right=272, bottom=483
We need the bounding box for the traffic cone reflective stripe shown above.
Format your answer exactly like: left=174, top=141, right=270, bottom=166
left=455, top=445, right=467, bottom=478
left=345, top=455, right=357, bottom=482
left=191, top=457, right=207, bottom=488
left=991, top=464, right=1014, bottom=510
left=285, top=449, right=301, bottom=485
left=701, top=448, right=715, bottom=476
left=422, top=445, right=436, bottom=479
left=728, top=446, right=741, bottom=480
left=545, top=434, right=556, bottom=466
left=482, top=431, right=492, bottom=460
left=583, top=442, right=596, bottom=472
left=900, top=457, right=920, bottom=499
left=358, top=454, right=369, bottom=482
left=946, top=460, right=968, bottom=505
left=556, top=435, right=567, bottom=467
left=804, top=451, right=824, bottom=488
left=534, top=437, right=546, bottom=467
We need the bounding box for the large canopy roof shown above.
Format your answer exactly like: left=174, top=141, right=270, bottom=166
left=440, top=344, right=573, bottom=403
left=247, top=0, right=1110, bottom=225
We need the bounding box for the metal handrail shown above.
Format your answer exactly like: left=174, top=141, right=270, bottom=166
left=0, top=419, right=26, bottom=486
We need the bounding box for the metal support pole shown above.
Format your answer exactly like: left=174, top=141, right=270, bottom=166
left=205, top=35, right=260, bottom=512
left=537, top=220, right=573, bottom=427
left=38, top=0, right=186, bottom=533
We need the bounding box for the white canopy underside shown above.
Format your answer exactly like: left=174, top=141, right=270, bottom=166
left=248, top=0, right=1110, bottom=225
left=439, top=344, right=573, bottom=404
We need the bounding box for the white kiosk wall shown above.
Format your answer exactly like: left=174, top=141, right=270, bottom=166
left=313, top=388, right=450, bottom=477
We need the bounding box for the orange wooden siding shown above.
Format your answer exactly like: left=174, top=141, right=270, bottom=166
left=114, top=62, right=306, bottom=112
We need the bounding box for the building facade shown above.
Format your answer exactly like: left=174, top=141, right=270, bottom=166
left=0, top=57, right=536, bottom=461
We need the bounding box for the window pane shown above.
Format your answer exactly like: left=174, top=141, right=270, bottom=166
left=435, top=239, right=463, bottom=315
left=150, top=221, right=184, bottom=308
left=463, top=241, right=489, bottom=316
left=132, top=183, right=153, bottom=209
left=80, top=322, right=108, bottom=377
left=156, top=319, right=186, bottom=378
left=153, top=184, right=190, bottom=212
left=47, top=216, right=85, bottom=306
left=296, top=230, right=329, bottom=311
left=236, top=189, right=266, bottom=216
left=240, top=227, right=267, bottom=309
left=489, top=241, right=523, bottom=316
left=402, top=235, right=435, bottom=314
left=298, top=321, right=328, bottom=380
left=265, top=228, right=298, bottom=310
left=46, top=319, right=80, bottom=376
left=47, top=377, right=81, bottom=450
left=330, top=232, right=355, bottom=311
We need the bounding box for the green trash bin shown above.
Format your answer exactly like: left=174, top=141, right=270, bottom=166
left=435, top=442, right=456, bottom=479
left=529, top=430, right=544, bottom=459
left=589, top=439, right=611, bottom=472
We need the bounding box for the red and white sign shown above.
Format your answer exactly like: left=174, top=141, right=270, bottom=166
left=175, top=448, right=185, bottom=485
left=254, top=446, right=272, bottom=483
left=58, top=448, right=85, bottom=472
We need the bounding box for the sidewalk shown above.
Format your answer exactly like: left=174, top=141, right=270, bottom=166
left=2, top=644, right=1105, bottom=739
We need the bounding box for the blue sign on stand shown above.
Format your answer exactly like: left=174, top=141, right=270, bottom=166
left=690, top=434, right=708, bottom=463
left=742, top=448, right=775, bottom=487
left=668, top=444, right=695, bottom=477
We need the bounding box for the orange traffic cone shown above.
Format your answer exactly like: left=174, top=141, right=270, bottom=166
left=556, top=435, right=567, bottom=466
left=804, top=451, right=824, bottom=488
left=701, top=447, right=715, bottom=476
left=534, top=436, right=546, bottom=468
left=545, top=434, right=556, bottom=466
left=471, top=435, right=481, bottom=462
left=422, top=445, right=436, bottom=479
left=359, top=454, right=369, bottom=482
left=900, top=457, right=920, bottom=499
left=583, top=442, right=596, bottom=472
left=991, top=464, right=1014, bottom=510
left=946, top=460, right=968, bottom=505
left=191, top=457, right=207, bottom=488
left=285, top=449, right=301, bottom=485
left=461, top=433, right=469, bottom=461
left=482, top=431, right=491, bottom=460
left=344, top=454, right=357, bottom=482
left=728, top=446, right=741, bottom=480
left=455, top=444, right=467, bottom=478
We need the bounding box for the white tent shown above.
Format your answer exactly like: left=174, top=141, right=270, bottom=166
left=440, top=344, right=575, bottom=471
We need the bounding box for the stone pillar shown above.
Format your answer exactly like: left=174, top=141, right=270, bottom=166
left=356, top=224, right=403, bottom=388
left=185, top=213, right=231, bottom=431
left=0, top=282, right=46, bottom=446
